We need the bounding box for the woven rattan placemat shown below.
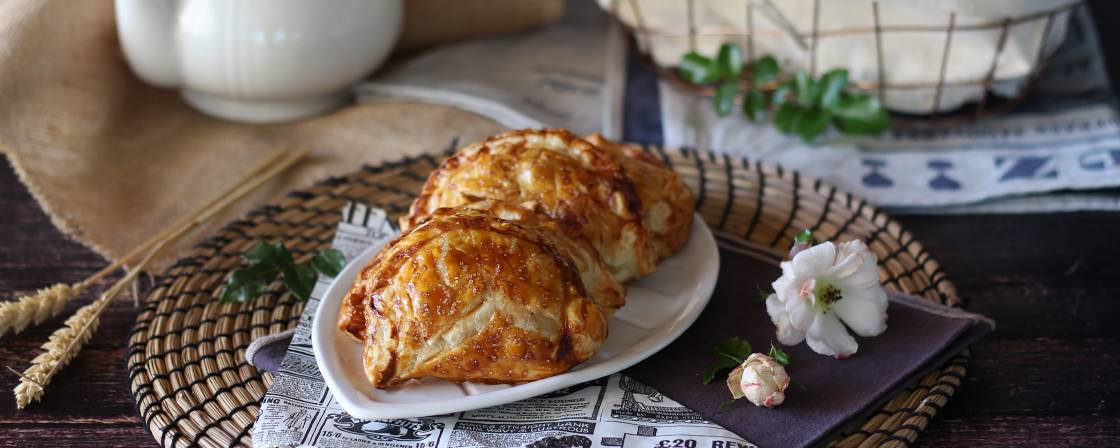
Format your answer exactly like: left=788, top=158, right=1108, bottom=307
left=127, top=146, right=963, bottom=448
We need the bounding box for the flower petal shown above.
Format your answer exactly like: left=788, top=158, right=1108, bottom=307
left=833, top=288, right=888, bottom=337
left=806, top=312, right=858, bottom=358
left=766, top=293, right=806, bottom=345
left=786, top=294, right=816, bottom=331
left=726, top=365, right=746, bottom=399
left=832, top=241, right=881, bottom=291
left=790, top=242, right=836, bottom=279
left=824, top=253, right=860, bottom=279
left=771, top=272, right=795, bottom=301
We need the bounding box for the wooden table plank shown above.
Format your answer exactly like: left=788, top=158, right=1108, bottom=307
left=0, top=157, right=151, bottom=446
left=921, top=415, right=1120, bottom=447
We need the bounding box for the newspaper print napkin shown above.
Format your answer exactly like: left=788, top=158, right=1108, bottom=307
left=250, top=203, right=754, bottom=448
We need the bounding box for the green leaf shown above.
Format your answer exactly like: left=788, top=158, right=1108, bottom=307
left=757, top=285, right=772, bottom=303
left=818, top=69, right=849, bottom=109
left=750, top=55, right=779, bottom=86
left=713, top=82, right=738, bottom=117
left=769, top=343, right=791, bottom=366
left=791, top=69, right=818, bottom=107
left=717, top=399, right=739, bottom=411
left=702, top=336, right=753, bottom=385
left=221, top=263, right=276, bottom=303
left=716, top=43, right=745, bottom=80
left=312, top=249, right=346, bottom=277
left=702, top=359, right=739, bottom=385
left=679, top=51, right=719, bottom=85
left=742, top=90, right=767, bottom=121
left=793, top=229, right=814, bottom=244
left=795, top=108, right=830, bottom=142
left=771, top=85, right=792, bottom=106
left=774, top=102, right=803, bottom=133
left=244, top=242, right=285, bottom=265
left=283, top=262, right=318, bottom=301
left=714, top=336, right=753, bottom=362
left=831, top=94, right=891, bottom=135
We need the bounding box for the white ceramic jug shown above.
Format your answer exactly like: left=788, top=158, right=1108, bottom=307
left=116, top=0, right=402, bottom=123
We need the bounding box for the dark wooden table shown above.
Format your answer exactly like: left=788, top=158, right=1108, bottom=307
left=4, top=9, right=1120, bottom=448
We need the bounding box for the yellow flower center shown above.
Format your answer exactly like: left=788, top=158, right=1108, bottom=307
left=814, top=280, right=842, bottom=310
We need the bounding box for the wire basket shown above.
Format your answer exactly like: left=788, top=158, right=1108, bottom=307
left=604, top=0, right=1082, bottom=126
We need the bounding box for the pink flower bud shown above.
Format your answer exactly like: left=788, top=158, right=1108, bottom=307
left=727, top=353, right=790, bottom=408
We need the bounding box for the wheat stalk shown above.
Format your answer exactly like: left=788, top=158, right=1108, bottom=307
left=0, top=148, right=296, bottom=340
left=9, top=149, right=309, bottom=408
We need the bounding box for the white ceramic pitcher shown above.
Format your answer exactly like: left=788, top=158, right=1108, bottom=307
left=116, top=0, right=402, bottom=123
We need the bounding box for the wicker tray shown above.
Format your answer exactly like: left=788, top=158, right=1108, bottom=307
left=127, top=146, right=963, bottom=448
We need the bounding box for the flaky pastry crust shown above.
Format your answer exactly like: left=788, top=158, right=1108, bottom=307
left=403, top=129, right=657, bottom=283
left=583, top=133, right=694, bottom=258
left=339, top=206, right=624, bottom=387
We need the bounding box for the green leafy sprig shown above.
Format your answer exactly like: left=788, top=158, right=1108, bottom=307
left=703, top=337, right=793, bottom=385
left=769, top=342, right=790, bottom=366
left=678, top=43, right=890, bottom=142
left=793, top=229, right=815, bottom=245
left=221, top=242, right=345, bottom=303
left=702, top=337, right=752, bottom=384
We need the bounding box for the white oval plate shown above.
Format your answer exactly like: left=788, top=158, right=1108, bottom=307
left=312, top=214, right=719, bottom=419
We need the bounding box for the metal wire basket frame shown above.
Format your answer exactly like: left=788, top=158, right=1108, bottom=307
left=607, top=0, right=1082, bottom=124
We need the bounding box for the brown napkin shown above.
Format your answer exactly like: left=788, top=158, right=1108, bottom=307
left=624, top=240, right=994, bottom=447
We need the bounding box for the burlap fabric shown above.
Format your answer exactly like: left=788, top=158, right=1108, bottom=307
left=0, top=0, right=528, bottom=270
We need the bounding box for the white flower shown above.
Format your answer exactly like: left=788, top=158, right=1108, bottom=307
left=727, top=353, right=789, bottom=407
left=765, top=240, right=888, bottom=358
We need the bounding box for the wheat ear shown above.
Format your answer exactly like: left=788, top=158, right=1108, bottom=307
left=10, top=149, right=308, bottom=408
left=12, top=293, right=108, bottom=409
left=0, top=283, right=86, bottom=338
left=13, top=237, right=167, bottom=409
left=0, top=148, right=292, bottom=340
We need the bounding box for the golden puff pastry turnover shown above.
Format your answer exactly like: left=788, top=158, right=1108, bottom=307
left=583, top=134, right=694, bottom=259
left=403, top=129, right=658, bottom=283
left=339, top=205, right=625, bottom=387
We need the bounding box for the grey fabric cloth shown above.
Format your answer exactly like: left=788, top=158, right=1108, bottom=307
left=247, top=247, right=994, bottom=447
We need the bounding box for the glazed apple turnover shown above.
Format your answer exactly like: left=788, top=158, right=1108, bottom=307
left=402, top=129, right=658, bottom=283
left=583, top=133, right=694, bottom=259
left=338, top=205, right=624, bottom=387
